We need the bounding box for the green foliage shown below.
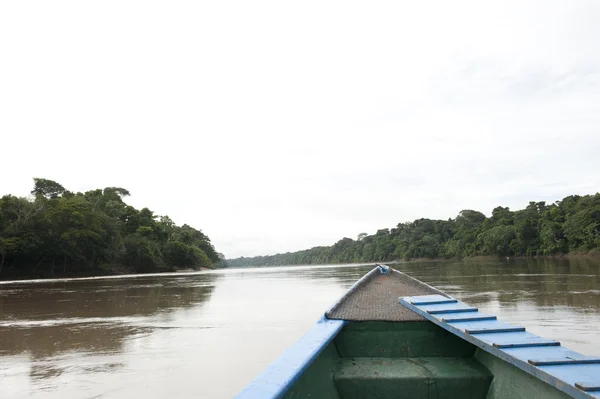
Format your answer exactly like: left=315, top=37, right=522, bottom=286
left=481, top=225, right=516, bottom=256
left=31, top=178, right=66, bottom=199
left=227, top=193, right=600, bottom=267
left=164, top=241, right=211, bottom=270
left=0, top=179, right=219, bottom=278
left=122, top=235, right=165, bottom=273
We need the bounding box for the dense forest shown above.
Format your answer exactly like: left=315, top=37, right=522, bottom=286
left=227, top=193, right=600, bottom=267
left=0, top=178, right=220, bottom=279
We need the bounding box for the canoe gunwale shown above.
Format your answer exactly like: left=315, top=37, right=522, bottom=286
left=234, top=316, right=346, bottom=399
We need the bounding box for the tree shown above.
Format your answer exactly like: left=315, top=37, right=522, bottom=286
left=31, top=178, right=66, bottom=199
left=0, top=238, right=6, bottom=274
left=227, top=193, right=600, bottom=267
left=42, top=195, right=118, bottom=272
left=0, top=178, right=219, bottom=278
left=103, top=187, right=131, bottom=198
left=563, top=204, right=600, bottom=251
left=122, top=235, right=164, bottom=273
left=456, top=210, right=486, bottom=229
left=164, top=241, right=211, bottom=270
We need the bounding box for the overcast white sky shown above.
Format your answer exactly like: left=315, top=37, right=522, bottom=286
left=1, top=1, right=599, bottom=258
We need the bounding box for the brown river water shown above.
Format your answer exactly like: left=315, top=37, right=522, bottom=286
left=0, top=259, right=599, bottom=398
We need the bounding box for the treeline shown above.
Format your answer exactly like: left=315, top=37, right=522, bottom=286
left=228, top=193, right=600, bottom=267
left=0, top=178, right=220, bottom=278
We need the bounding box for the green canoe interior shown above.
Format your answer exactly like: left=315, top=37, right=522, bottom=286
left=283, top=321, right=572, bottom=399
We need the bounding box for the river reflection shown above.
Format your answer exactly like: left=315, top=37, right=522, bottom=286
left=0, top=276, right=218, bottom=357
left=0, top=259, right=599, bottom=398
left=0, top=274, right=220, bottom=398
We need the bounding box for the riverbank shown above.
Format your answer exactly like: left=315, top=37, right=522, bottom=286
left=0, top=268, right=219, bottom=285
left=388, top=252, right=600, bottom=264
left=0, top=264, right=217, bottom=282
left=0, top=179, right=222, bottom=283
left=224, top=252, right=600, bottom=269
left=3, top=253, right=597, bottom=282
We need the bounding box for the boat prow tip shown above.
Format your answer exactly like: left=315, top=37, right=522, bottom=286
left=377, top=264, right=390, bottom=274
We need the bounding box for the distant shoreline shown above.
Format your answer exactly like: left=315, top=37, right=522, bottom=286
left=393, top=252, right=600, bottom=263
left=224, top=252, right=600, bottom=269
left=2, top=254, right=597, bottom=283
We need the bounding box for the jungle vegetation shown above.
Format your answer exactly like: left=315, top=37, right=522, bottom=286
left=0, top=178, right=220, bottom=279
left=227, top=193, right=600, bottom=267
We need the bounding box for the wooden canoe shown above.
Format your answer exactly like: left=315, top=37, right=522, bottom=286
left=236, top=265, right=600, bottom=399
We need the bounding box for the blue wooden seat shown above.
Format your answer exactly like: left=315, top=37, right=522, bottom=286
left=401, top=295, right=600, bottom=399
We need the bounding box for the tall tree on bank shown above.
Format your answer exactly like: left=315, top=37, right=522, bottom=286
left=0, top=178, right=219, bottom=278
